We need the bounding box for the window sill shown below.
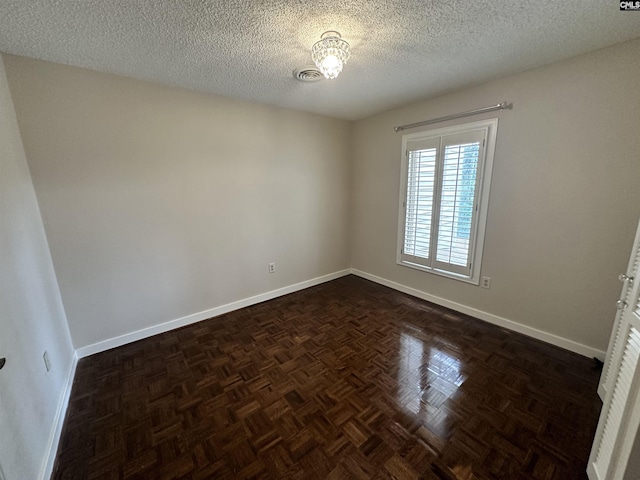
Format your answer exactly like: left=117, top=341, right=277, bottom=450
left=397, top=260, right=480, bottom=285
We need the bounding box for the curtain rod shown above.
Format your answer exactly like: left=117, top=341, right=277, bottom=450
left=394, top=101, right=511, bottom=132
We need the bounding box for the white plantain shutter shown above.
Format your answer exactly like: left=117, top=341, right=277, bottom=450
left=599, top=221, right=640, bottom=399
left=588, top=217, right=640, bottom=480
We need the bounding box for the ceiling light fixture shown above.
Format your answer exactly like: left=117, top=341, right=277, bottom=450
left=311, top=31, right=350, bottom=80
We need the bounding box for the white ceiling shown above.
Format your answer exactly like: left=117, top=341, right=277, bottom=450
left=0, top=1, right=638, bottom=120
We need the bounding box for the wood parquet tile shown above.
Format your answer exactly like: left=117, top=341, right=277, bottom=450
left=52, top=275, right=602, bottom=479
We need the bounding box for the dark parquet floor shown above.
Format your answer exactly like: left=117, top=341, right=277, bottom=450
left=53, top=275, right=603, bottom=480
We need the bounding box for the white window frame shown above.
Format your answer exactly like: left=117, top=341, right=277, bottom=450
left=396, top=118, right=498, bottom=285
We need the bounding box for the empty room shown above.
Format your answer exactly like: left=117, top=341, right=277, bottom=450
left=2, top=1, right=640, bottom=479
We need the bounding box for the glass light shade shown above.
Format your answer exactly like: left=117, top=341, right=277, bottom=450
left=311, top=31, right=350, bottom=79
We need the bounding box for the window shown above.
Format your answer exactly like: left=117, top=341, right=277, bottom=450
left=397, top=118, right=498, bottom=284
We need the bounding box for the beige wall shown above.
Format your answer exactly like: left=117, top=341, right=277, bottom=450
left=4, top=55, right=352, bottom=349
left=351, top=38, right=640, bottom=353
left=0, top=56, right=74, bottom=480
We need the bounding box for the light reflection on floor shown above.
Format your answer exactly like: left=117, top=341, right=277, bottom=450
left=397, top=327, right=465, bottom=420
left=399, top=332, right=424, bottom=414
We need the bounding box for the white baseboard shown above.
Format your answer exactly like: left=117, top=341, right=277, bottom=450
left=76, top=269, right=352, bottom=358
left=351, top=268, right=606, bottom=360
left=76, top=265, right=603, bottom=360
left=39, top=350, right=78, bottom=480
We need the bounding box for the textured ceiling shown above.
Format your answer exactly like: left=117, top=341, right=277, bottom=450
left=0, top=1, right=639, bottom=120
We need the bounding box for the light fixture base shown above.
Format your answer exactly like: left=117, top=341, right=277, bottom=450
left=311, top=30, right=350, bottom=80
left=320, top=31, right=342, bottom=40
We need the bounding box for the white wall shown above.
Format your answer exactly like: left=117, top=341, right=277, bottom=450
left=0, top=56, right=74, bottom=480
left=351, top=38, right=640, bottom=354
left=3, top=55, right=352, bottom=350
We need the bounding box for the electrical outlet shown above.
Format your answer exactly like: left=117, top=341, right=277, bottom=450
left=481, top=276, right=491, bottom=289
left=268, top=262, right=276, bottom=274
left=43, top=351, right=51, bottom=372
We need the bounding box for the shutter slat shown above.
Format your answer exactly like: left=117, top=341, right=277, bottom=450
left=593, top=326, right=640, bottom=477
left=435, top=142, right=479, bottom=268
left=403, top=148, right=437, bottom=259
left=634, top=247, right=640, bottom=312
left=600, top=220, right=640, bottom=399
